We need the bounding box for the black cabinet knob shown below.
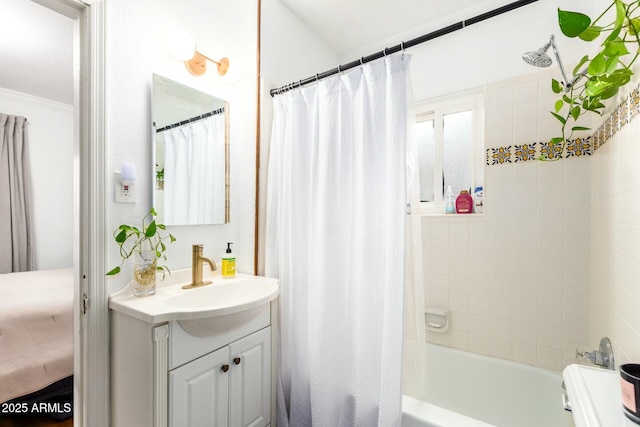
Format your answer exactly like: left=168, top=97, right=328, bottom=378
left=233, top=357, right=241, bottom=365
left=221, top=364, right=229, bottom=373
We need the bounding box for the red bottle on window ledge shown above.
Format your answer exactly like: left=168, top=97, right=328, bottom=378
left=455, top=190, right=473, bottom=214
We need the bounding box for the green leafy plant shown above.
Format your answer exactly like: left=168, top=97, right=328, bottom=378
left=156, top=164, right=164, bottom=191
left=548, top=1, right=639, bottom=159
left=106, top=207, right=176, bottom=277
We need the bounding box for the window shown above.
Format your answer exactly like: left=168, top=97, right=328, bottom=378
left=412, top=91, right=484, bottom=214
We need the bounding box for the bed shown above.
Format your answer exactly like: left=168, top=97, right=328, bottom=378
left=0, top=268, right=74, bottom=406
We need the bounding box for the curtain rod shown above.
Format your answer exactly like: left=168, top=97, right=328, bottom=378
left=155, top=106, right=225, bottom=133
left=270, top=0, right=539, bottom=97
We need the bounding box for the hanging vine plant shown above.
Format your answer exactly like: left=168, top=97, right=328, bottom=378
left=546, top=0, right=639, bottom=159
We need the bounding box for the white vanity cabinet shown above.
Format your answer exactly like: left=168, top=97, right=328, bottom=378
left=171, top=344, right=230, bottom=427
left=110, top=272, right=279, bottom=427
left=111, top=305, right=272, bottom=427
left=170, top=326, right=271, bottom=427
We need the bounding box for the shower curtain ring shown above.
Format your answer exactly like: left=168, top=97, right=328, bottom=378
left=360, top=57, right=364, bottom=66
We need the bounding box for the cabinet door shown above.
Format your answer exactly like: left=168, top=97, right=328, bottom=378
left=170, top=346, right=230, bottom=427
left=229, top=327, right=271, bottom=427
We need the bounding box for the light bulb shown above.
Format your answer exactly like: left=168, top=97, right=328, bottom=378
left=167, top=28, right=196, bottom=62
left=120, top=162, right=136, bottom=185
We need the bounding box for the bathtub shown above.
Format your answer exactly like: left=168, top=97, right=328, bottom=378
left=401, top=343, right=575, bottom=427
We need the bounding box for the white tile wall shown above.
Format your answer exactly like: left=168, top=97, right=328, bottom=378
left=421, top=70, right=593, bottom=372
left=591, top=79, right=640, bottom=366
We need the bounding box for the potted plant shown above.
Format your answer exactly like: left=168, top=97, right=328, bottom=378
left=106, top=207, right=176, bottom=296
left=548, top=1, right=640, bottom=158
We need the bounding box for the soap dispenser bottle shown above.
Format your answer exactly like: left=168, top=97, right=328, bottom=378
left=222, top=242, right=236, bottom=278
left=445, top=186, right=455, bottom=214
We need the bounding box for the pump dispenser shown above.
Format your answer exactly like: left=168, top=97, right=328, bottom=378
left=222, top=242, right=236, bottom=278
left=445, top=186, right=455, bottom=214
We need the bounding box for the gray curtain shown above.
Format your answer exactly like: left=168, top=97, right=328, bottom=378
left=0, top=113, right=34, bottom=273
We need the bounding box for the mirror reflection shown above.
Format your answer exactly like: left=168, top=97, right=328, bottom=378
left=152, top=74, right=229, bottom=225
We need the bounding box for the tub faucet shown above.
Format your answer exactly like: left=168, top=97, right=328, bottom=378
left=575, top=337, right=615, bottom=370
left=182, top=244, right=217, bottom=289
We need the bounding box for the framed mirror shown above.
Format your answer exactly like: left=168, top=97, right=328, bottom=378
left=152, top=74, right=230, bottom=225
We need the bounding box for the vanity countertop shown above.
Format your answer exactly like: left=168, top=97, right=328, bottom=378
left=109, top=270, right=279, bottom=324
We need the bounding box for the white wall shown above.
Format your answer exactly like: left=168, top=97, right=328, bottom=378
left=341, top=0, right=604, bottom=102
left=0, top=88, right=74, bottom=270
left=260, top=0, right=340, bottom=87
left=409, top=0, right=638, bottom=373
left=394, top=0, right=640, bottom=372
left=258, top=0, right=341, bottom=274
left=420, top=68, right=592, bottom=373
left=105, top=0, right=258, bottom=294
left=590, top=69, right=640, bottom=366
left=263, top=0, right=609, bottom=97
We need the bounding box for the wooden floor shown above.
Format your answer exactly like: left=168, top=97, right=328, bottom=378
left=0, top=414, right=72, bottom=427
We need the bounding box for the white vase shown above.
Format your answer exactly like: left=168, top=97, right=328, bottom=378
left=133, top=250, right=157, bottom=297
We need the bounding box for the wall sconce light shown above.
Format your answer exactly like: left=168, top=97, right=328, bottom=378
left=115, top=162, right=136, bottom=203
left=167, top=28, right=229, bottom=77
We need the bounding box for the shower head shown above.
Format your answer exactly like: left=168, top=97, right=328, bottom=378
left=522, top=49, right=552, bottom=68
left=522, top=35, right=573, bottom=89
left=522, top=36, right=554, bottom=68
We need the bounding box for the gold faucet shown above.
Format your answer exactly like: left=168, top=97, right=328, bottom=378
left=182, top=244, right=217, bottom=289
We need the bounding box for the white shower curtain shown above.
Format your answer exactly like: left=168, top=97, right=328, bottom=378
left=163, top=114, right=225, bottom=225
left=266, top=54, right=411, bottom=427
left=0, top=113, right=33, bottom=273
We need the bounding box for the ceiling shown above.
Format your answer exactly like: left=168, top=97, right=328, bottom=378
left=279, top=0, right=516, bottom=56
left=0, top=0, right=73, bottom=105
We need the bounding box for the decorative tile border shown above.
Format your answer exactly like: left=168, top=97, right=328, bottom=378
left=631, top=87, right=640, bottom=120
left=488, top=146, right=512, bottom=165
left=486, top=83, right=640, bottom=166
left=514, top=143, right=536, bottom=162
left=565, top=136, right=591, bottom=158
left=540, top=141, right=565, bottom=160
left=485, top=138, right=589, bottom=165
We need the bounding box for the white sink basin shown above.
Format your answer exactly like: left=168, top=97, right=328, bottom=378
left=167, top=279, right=272, bottom=309
left=108, top=271, right=279, bottom=325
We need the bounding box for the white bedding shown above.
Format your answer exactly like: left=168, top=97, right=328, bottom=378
left=0, top=268, right=74, bottom=403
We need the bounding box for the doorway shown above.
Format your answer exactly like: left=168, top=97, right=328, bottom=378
left=0, top=1, right=107, bottom=426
